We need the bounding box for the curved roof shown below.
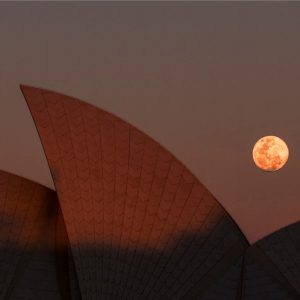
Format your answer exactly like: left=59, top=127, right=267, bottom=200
left=1, top=3, right=300, bottom=243
left=1, top=84, right=300, bottom=298
left=1, top=3, right=300, bottom=297
left=0, top=170, right=75, bottom=299
left=244, top=220, right=300, bottom=298
left=22, top=86, right=248, bottom=299
left=1, top=156, right=299, bottom=298
left=187, top=221, right=300, bottom=300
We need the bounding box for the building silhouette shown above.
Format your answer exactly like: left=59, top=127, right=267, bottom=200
left=0, top=86, right=298, bottom=299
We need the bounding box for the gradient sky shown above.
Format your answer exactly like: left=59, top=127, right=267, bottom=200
left=1, top=2, right=300, bottom=243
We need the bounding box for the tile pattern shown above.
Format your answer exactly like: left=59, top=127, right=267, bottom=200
left=242, top=248, right=295, bottom=300
left=256, top=221, right=300, bottom=294
left=0, top=171, right=61, bottom=299
left=241, top=221, right=300, bottom=300
left=22, top=86, right=248, bottom=299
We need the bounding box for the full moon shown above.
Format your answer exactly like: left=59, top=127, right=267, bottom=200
left=252, top=136, right=289, bottom=171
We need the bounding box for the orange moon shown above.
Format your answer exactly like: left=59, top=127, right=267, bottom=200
left=252, top=136, right=289, bottom=171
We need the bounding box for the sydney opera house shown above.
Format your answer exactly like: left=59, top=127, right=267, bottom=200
left=1, top=2, right=300, bottom=300
left=0, top=86, right=299, bottom=299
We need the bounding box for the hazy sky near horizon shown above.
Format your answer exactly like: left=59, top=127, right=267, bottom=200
left=1, top=2, right=300, bottom=243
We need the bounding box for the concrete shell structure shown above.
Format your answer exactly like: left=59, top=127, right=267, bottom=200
left=21, top=86, right=249, bottom=299
left=0, top=170, right=78, bottom=299
left=0, top=86, right=299, bottom=299
left=241, top=221, right=300, bottom=299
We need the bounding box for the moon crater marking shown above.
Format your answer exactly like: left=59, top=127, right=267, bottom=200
left=252, top=136, right=289, bottom=171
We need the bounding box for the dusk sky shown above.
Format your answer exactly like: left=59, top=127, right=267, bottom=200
left=1, top=2, right=300, bottom=243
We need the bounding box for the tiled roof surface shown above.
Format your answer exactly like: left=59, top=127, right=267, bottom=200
left=12, top=85, right=300, bottom=299
left=0, top=170, right=70, bottom=299
left=22, top=86, right=248, bottom=299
